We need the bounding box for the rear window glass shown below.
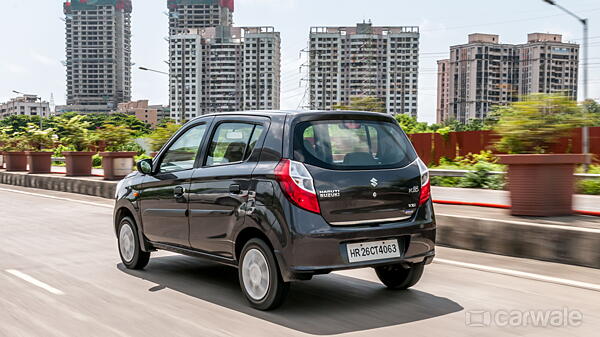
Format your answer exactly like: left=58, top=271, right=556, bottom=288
left=293, top=120, right=417, bottom=170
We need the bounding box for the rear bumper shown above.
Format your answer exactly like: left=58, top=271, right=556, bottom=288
left=275, top=202, right=436, bottom=281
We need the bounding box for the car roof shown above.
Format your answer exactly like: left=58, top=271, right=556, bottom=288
left=189, top=110, right=394, bottom=122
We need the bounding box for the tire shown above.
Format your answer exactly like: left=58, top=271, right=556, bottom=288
left=238, top=238, right=289, bottom=310
left=118, top=216, right=150, bottom=270
left=375, top=263, right=424, bottom=290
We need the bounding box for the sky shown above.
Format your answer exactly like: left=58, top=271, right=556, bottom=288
left=1, top=0, right=600, bottom=123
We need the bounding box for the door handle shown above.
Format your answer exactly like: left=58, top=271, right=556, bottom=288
left=173, top=186, right=185, bottom=197
left=229, top=184, right=241, bottom=194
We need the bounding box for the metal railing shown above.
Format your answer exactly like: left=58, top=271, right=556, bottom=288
left=429, top=169, right=600, bottom=179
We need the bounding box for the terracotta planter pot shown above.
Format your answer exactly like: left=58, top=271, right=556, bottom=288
left=100, top=152, right=137, bottom=180
left=26, top=151, right=53, bottom=174
left=63, top=151, right=96, bottom=177
left=498, top=154, right=589, bottom=216
left=4, top=151, right=28, bottom=171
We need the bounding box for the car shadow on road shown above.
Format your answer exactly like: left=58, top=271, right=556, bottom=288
left=119, top=255, right=463, bottom=335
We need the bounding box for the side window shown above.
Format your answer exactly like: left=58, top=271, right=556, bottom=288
left=159, top=124, right=207, bottom=173
left=206, top=122, right=264, bottom=166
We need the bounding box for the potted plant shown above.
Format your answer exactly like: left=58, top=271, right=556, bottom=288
left=148, top=122, right=181, bottom=157
left=97, top=124, right=137, bottom=180
left=0, top=129, right=29, bottom=172
left=22, top=123, right=58, bottom=174
left=59, top=115, right=97, bottom=176
left=494, top=94, right=591, bottom=216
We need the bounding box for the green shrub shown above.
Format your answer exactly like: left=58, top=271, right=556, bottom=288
left=458, top=162, right=505, bottom=190
left=21, top=123, right=57, bottom=151
left=60, top=115, right=96, bottom=151
left=494, top=94, right=590, bottom=154
left=95, top=124, right=134, bottom=152
left=578, top=179, right=600, bottom=195
left=120, top=141, right=145, bottom=155
left=92, top=154, right=102, bottom=168
left=430, top=176, right=461, bottom=187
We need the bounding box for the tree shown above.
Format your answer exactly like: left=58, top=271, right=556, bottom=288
left=148, top=122, right=182, bottom=152
left=394, top=114, right=431, bottom=134
left=332, top=96, right=385, bottom=113
left=52, top=112, right=151, bottom=136
left=583, top=99, right=600, bottom=126
left=0, top=115, right=41, bottom=134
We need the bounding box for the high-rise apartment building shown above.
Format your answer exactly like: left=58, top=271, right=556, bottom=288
left=64, top=0, right=132, bottom=113
left=446, top=34, right=520, bottom=123
left=518, top=33, right=579, bottom=98
left=438, top=33, right=579, bottom=123
left=436, top=59, right=450, bottom=124
left=308, top=23, right=420, bottom=116
left=241, top=27, right=281, bottom=111
left=167, top=0, right=234, bottom=35
left=169, top=26, right=280, bottom=121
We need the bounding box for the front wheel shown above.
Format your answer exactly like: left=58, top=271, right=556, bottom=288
left=375, top=263, right=424, bottom=289
left=118, top=217, right=150, bottom=270
left=238, top=238, right=289, bottom=310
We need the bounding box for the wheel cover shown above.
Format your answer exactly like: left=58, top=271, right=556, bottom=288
left=241, top=248, right=270, bottom=301
left=119, top=223, right=135, bottom=263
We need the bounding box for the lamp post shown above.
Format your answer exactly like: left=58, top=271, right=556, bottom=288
left=542, top=0, right=590, bottom=171
left=139, top=66, right=184, bottom=124
left=13, top=90, right=43, bottom=129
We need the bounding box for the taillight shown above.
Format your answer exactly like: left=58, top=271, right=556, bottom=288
left=274, top=159, right=321, bottom=214
left=417, top=158, right=431, bottom=205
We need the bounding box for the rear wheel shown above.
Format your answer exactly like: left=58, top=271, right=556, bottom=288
left=238, top=238, right=289, bottom=310
left=375, top=263, right=424, bottom=289
left=118, top=217, right=150, bottom=270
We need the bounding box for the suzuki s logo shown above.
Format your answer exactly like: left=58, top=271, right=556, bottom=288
left=370, top=178, right=378, bottom=187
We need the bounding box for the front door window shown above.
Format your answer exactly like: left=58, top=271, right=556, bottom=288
left=160, top=124, right=207, bottom=172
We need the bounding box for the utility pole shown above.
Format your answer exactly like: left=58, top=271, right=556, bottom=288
left=542, top=0, right=590, bottom=171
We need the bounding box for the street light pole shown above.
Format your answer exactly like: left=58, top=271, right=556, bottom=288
left=542, top=0, right=590, bottom=171
left=139, top=66, right=184, bottom=124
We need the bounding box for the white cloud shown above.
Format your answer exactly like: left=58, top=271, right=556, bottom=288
left=31, top=52, right=56, bottom=66
left=3, top=63, right=27, bottom=74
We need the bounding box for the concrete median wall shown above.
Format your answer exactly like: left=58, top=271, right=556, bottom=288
left=0, top=171, right=117, bottom=199
left=436, top=214, right=600, bottom=269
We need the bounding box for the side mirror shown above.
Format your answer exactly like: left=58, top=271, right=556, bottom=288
left=136, top=159, right=153, bottom=175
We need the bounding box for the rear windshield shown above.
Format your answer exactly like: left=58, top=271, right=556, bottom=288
left=293, top=119, right=417, bottom=170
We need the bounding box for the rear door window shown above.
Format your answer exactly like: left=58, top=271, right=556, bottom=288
left=294, top=120, right=417, bottom=170
left=205, top=122, right=264, bottom=166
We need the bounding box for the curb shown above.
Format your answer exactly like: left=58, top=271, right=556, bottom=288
left=0, top=171, right=116, bottom=199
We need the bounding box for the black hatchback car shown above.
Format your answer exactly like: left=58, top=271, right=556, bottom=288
left=113, top=110, right=435, bottom=310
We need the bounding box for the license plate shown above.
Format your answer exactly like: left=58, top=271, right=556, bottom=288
left=346, top=239, right=400, bottom=263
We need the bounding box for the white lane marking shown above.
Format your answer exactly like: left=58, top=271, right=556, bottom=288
left=5, top=269, right=65, bottom=295
left=434, top=258, right=600, bottom=292
left=0, top=187, right=113, bottom=209
left=436, top=213, right=600, bottom=234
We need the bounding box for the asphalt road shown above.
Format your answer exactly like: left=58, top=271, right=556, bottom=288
left=1, top=185, right=600, bottom=337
